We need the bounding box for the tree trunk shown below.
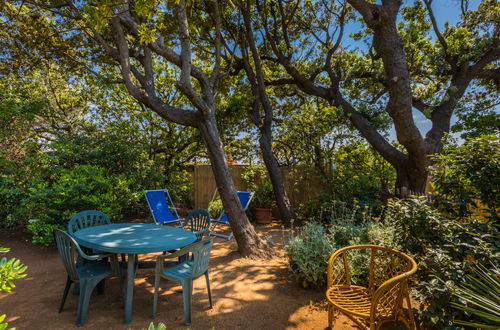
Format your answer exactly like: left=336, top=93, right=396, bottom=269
left=198, top=116, right=273, bottom=258
left=394, top=157, right=429, bottom=197
left=259, top=127, right=296, bottom=225
left=238, top=1, right=296, bottom=226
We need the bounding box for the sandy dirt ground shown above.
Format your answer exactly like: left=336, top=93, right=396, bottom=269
left=0, top=222, right=403, bottom=330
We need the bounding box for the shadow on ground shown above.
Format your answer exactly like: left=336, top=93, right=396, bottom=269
left=0, top=222, right=376, bottom=329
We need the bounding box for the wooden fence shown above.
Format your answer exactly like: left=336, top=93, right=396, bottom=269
left=191, top=165, right=326, bottom=209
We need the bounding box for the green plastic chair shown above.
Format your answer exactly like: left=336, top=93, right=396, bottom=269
left=182, top=209, right=211, bottom=241
left=53, top=229, right=120, bottom=327
left=152, top=239, right=214, bottom=325
left=67, top=210, right=111, bottom=235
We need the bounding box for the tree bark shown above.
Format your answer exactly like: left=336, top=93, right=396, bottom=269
left=239, top=1, right=296, bottom=225
left=198, top=116, right=273, bottom=258
left=107, top=4, right=273, bottom=258
left=259, top=125, right=295, bottom=225
left=394, top=158, right=429, bottom=197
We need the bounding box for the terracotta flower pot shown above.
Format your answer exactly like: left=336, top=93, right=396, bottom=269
left=254, top=208, right=272, bottom=224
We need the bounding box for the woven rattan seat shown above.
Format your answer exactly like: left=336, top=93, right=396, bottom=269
left=326, top=245, right=417, bottom=330
left=327, top=285, right=372, bottom=318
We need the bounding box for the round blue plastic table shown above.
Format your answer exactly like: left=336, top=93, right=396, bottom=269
left=73, top=223, right=196, bottom=324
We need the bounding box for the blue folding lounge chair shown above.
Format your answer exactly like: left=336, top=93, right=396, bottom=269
left=209, top=191, right=254, bottom=240
left=145, top=189, right=182, bottom=225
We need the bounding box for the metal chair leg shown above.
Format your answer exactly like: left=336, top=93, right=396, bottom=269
left=59, top=276, right=73, bottom=313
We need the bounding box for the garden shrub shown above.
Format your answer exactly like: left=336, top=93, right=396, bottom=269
left=26, top=221, right=65, bottom=246
left=386, top=196, right=499, bottom=329
left=285, top=202, right=398, bottom=288
left=285, top=222, right=334, bottom=288
left=23, top=165, right=136, bottom=244
left=430, top=134, right=499, bottom=220
left=208, top=198, right=223, bottom=219
left=380, top=135, right=500, bottom=329
left=0, top=159, right=28, bottom=228
left=297, top=197, right=376, bottom=225
left=0, top=129, right=194, bottom=241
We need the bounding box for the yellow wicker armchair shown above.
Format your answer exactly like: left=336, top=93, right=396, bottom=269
left=326, top=245, right=417, bottom=330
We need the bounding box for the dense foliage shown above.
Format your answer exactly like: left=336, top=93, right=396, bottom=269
left=431, top=134, right=499, bottom=220
left=0, top=69, right=198, bottom=244
left=286, top=135, right=499, bottom=328
left=285, top=203, right=397, bottom=288
left=384, top=136, right=500, bottom=329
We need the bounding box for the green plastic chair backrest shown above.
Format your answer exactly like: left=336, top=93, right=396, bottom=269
left=191, top=239, right=213, bottom=278
left=183, top=209, right=211, bottom=240
left=68, top=210, right=111, bottom=235
left=53, top=229, right=86, bottom=282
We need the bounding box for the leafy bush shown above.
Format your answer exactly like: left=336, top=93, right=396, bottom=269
left=26, top=221, right=64, bottom=246
left=285, top=203, right=397, bottom=288
left=285, top=222, right=334, bottom=288
left=0, top=129, right=195, bottom=240
left=208, top=198, right=223, bottom=219
left=431, top=134, right=499, bottom=220
left=379, top=135, right=500, bottom=329
left=0, top=248, right=27, bottom=292
left=251, top=180, right=275, bottom=209
left=297, top=196, right=375, bottom=225
left=0, top=161, right=28, bottom=228
left=0, top=247, right=26, bottom=330
left=23, top=165, right=136, bottom=244
left=386, top=196, right=499, bottom=329
left=242, top=165, right=276, bottom=209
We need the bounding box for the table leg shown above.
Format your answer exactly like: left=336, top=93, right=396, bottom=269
left=124, top=253, right=136, bottom=324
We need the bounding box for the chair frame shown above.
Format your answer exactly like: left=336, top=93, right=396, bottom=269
left=144, top=189, right=182, bottom=225
left=326, top=244, right=417, bottom=330
left=209, top=191, right=254, bottom=240
left=152, top=239, right=214, bottom=326
left=68, top=210, right=111, bottom=235
left=53, top=229, right=120, bottom=327
left=182, top=208, right=211, bottom=241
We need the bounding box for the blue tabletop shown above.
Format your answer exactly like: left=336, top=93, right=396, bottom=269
left=73, top=223, right=197, bottom=254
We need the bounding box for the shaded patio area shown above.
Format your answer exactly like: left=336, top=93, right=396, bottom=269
left=0, top=223, right=361, bottom=330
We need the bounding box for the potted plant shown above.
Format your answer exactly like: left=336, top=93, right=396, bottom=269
left=252, top=180, right=275, bottom=224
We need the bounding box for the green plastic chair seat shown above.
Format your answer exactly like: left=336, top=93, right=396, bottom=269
left=163, top=260, right=194, bottom=280
left=76, top=260, right=113, bottom=279
left=53, top=229, right=121, bottom=327
left=153, top=239, right=214, bottom=326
